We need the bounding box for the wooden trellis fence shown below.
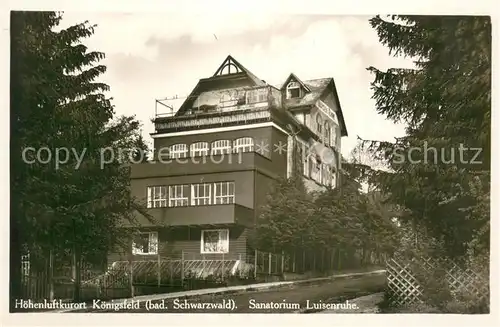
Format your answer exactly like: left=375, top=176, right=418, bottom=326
left=386, top=258, right=424, bottom=306
left=386, top=257, right=489, bottom=307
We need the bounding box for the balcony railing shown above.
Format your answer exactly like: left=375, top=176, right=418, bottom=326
left=156, top=101, right=269, bottom=119
left=154, top=109, right=272, bottom=131
left=154, top=86, right=280, bottom=132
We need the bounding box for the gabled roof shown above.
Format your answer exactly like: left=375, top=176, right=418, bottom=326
left=213, top=55, right=266, bottom=87
left=164, top=55, right=348, bottom=137
left=329, top=78, right=348, bottom=137
left=275, top=77, right=331, bottom=108
left=174, top=55, right=265, bottom=115
left=281, top=73, right=311, bottom=93
left=276, top=77, right=348, bottom=137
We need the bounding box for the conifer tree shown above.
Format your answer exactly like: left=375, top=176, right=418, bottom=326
left=10, top=11, right=153, bottom=306
left=365, top=15, right=491, bottom=257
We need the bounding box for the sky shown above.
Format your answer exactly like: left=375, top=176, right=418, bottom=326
left=58, top=13, right=414, bottom=158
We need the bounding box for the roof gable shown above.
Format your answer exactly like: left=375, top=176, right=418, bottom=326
left=213, top=55, right=266, bottom=87
left=175, top=55, right=266, bottom=115
left=328, top=78, right=348, bottom=137
left=278, top=77, right=348, bottom=137
left=279, top=77, right=331, bottom=108
left=281, top=73, right=311, bottom=93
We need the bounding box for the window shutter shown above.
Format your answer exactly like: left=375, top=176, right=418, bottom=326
left=219, top=230, right=229, bottom=252
left=147, top=187, right=152, bottom=208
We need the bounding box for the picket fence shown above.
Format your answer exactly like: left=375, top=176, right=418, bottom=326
left=20, top=247, right=382, bottom=302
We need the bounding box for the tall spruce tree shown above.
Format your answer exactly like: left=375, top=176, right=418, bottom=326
left=365, top=15, right=491, bottom=258
left=10, top=11, right=153, bottom=306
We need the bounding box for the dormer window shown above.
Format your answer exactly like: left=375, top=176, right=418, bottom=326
left=286, top=81, right=301, bottom=99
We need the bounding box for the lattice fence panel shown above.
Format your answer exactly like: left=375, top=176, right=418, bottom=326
left=444, top=260, right=489, bottom=302
left=386, top=258, right=424, bottom=306
left=386, top=257, right=489, bottom=307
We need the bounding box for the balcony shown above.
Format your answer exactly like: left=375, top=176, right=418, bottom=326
left=133, top=203, right=254, bottom=227
left=153, top=86, right=282, bottom=133
left=130, top=152, right=280, bottom=179
left=155, top=109, right=272, bottom=132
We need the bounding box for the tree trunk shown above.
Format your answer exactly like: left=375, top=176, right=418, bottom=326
left=73, top=247, right=82, bottom=302
left=330, top=249, right=334, bottom=272
left=9, top=219, right=21, bottom=312
left=321, top=250, right=324, bottom=273
left=281, top=251, right=285, bottom=274
left=157, top=253, right=161, bottom=288
left=10, top=12, right=23, bottom=313
left=337, top=248, right=342, bottom=270
left=49, top=250, right=54, bottom=301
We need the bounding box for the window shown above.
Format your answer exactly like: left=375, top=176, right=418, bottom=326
left=257, top=89, right=268, bottom=102
left=316, top=114, right=323, bottom=135
left=310, top=156, right=321, bottom=182
left=191, top=183, right=211, bottom=205
left=246, top=88, right=267, bottom=104
left=201, top=229, right=229, bottom=254
left=169, top=144, right=188, bottom=159
left=190, top=142, right=209, bottom=157
left=211, top=140, right=232, bottom=155
left=331, top=126, right=338, bottom=147
left=220, top=91, right=237, bottom=108
left=214, top=182, right=235, bottom=204
left=132, top=232, right=158, bottom=255
left=168, top=185, right=189, bottom=207
left=236, top=92, right=246, bottom=105
left=322, top=164, right=331, bottom=186
left=324, top=122, right=331, bottom=146
left=302, top=143, right=310, bottom=177
left=147, top=186, right=167, bottom=208
left=286, top=81, right=301, bottom=99
left=233, top=137, right=254, bottom=153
